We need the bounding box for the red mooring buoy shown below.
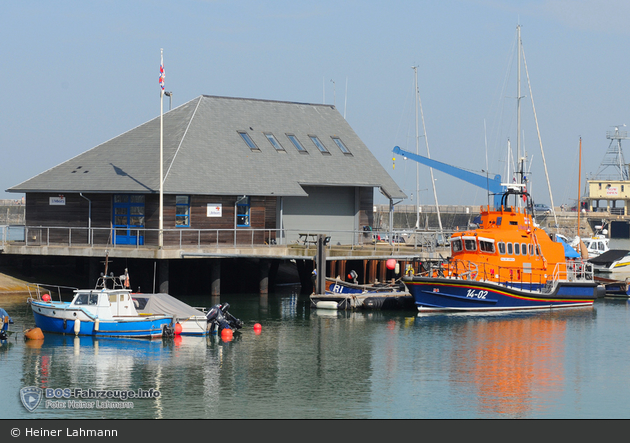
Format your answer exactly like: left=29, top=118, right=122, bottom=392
left=221, top=328, right=233, bottom=341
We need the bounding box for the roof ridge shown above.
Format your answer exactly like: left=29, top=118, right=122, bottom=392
left=200, top=94, right=336, bottom=109
left=163, top=96, right=203, bottom=182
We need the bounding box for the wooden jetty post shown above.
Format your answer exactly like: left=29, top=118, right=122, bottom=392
left=315, top=234, right=328, bottom=295
left=210, top=259, right=221, bottom=296
left=159, top=260, right=169, bottom=294
left=259, top=259, right=271, bottom=295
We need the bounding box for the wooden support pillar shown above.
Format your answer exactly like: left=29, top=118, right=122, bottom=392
left=315, top=234, right=326, bottom=295
left=362, top=260, right=368, bottom=284
left=339, top=260, right=346, bottom=281
left=259, top=259, right=270, bottom=296
left=330, top=260, right=337, bottom=279
left=369, top=260, right=377, bottom=284
left=210, top=259, right=221, bottom=296
left=379, top=260, right=386, bottom=283
left=159, top=259, right=169, bottom=294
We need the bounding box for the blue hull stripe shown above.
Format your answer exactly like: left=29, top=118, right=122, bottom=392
left=32, top=311, right=172, bottom=338
left=407, top=279, right=597, bottom=311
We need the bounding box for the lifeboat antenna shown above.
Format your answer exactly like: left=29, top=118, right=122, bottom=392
left=520, top=26, right=558, bottom=227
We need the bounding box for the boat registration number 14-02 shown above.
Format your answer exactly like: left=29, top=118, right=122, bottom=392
left=466, top=289, right=488, bottom=299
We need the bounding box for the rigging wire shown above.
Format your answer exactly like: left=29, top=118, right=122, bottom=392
left=522, top=43, right=558, bottom=227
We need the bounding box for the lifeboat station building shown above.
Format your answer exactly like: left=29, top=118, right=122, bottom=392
left=5, top=95, right=406, bottom=294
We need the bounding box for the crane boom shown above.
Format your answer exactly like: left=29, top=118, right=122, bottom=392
left=392, top=145, right=505, bottom=208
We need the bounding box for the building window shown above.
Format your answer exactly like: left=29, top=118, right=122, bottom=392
left=264, top=133, right=285, bottom=152
left=176, top=195, right=190, bottom=227
left=112, top=194, right=145, bottom=245
left=238, top=131, right=260, bottom=152
left=286, top=134, right=308, bottom=153
left=236, top=196, right=250, bottom=227
left=113, top=194, right=145, bottom=227
left=331, top=136, right=351, bottom=154
left=309, top=135, right=330, bottom=154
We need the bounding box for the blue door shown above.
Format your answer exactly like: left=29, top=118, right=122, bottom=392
left=113, top=195, right=145, bottom=245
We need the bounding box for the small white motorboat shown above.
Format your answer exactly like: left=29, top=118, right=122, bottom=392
left=29, top=288, right=174, bottom=338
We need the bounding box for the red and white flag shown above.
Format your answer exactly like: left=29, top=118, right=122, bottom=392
left=159, top=51, right=165, bottom=91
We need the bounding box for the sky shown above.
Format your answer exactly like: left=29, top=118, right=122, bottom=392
left=2, top=0, right=630, bottom=209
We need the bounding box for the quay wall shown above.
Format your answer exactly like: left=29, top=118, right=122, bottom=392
left=374, top=204, right=594, bottom=237
left=0, top=202, right=25, bottom=225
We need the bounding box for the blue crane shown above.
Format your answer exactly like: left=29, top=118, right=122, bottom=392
left=392, top=146, right=505, bottom=209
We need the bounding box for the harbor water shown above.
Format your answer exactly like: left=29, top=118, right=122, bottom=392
left=1, top=281, right=630, bottom=420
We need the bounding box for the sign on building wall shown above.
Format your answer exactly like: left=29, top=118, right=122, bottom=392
left=49, top=196, right=66, bottom=206
left=207, top=204, right=222, bottom=217
left=607, top=187, right=619, bottom=196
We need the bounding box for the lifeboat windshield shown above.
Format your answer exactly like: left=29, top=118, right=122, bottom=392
left=451, top=238, right=463, bottom=254
left=479, top=237, right=495, bottom=253
left=463, top=236, right=477, bottom=251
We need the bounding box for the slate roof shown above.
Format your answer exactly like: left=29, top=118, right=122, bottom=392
left=7, top=95, right=405, bottom=199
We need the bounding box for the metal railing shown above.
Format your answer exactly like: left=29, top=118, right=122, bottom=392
left=1, top=224, right=452, bottom=253
left=417, top=258, right=594, bottom=293
left=26, top=283, right=79, bottom=304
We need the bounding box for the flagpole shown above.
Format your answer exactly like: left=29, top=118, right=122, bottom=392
left=159, top=48, right=164, bottom=249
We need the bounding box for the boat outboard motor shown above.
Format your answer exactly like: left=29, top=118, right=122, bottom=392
left=206, top=303, right=243, bottom=335
left=220, top=303, right=243, bottom=330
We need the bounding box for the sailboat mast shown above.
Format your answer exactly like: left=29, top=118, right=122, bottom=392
left=517, top=24, right=523, bottom=189
left=414, top=66, right=420, bottom=229
left=417, top=79, right=443, bottom=235
left=577, top=137, right=582, bottom=237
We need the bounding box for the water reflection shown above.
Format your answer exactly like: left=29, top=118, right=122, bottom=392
left=18, top=331, right=231, bottom=418
left=2, top=288, right=628, bottom=418
left=413, top=308, right=596, bottom=418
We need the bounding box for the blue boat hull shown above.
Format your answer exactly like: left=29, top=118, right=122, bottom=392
left=404, top=277, right=604, bottom=312
left=32, top=310, right=172, bottom=338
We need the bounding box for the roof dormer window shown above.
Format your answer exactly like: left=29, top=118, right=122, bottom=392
left=331, top=136, right=351, bottom=155
left=286, top=134, right=308, bottom=154
left=309, top=135, right=330, bottom=155
left=238, top=131, right=260, bottom=152
left=265, top=133, right=285, bottom=152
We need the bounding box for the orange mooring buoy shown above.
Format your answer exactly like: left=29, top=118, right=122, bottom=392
left=220, top=328, right=233, bottom=342
left=24, top=327, right=44, bottom=340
